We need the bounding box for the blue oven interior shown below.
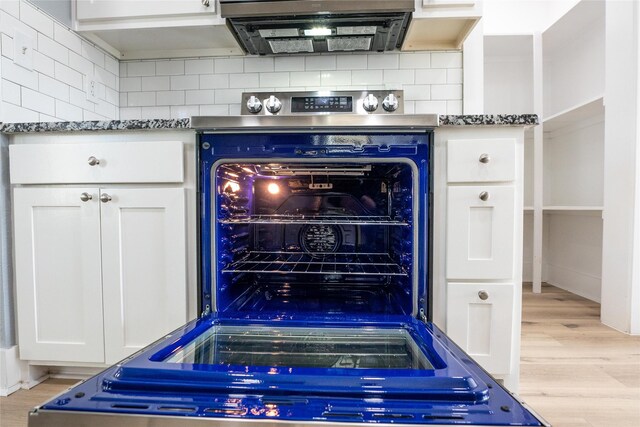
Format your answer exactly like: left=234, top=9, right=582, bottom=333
left=34, top=132, right=544, bottom=426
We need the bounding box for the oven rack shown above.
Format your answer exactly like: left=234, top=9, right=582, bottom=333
left=219, top=214, right=409, bottom=226
left=222, top=251, right=407, bottom=276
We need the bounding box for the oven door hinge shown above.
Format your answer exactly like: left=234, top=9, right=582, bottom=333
left=201, top=304, right=211, bottom=317
left=419, top=308, right=427, bottom=323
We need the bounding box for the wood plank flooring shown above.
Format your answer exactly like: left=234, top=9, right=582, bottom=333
left=1, top=283, right=639, bottom=427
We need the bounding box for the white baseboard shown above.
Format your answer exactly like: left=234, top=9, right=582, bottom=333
left=1, top=346, right=22, bottom=396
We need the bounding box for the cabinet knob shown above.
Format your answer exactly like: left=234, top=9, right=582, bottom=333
left=479, top=153, right=490, bottom=164
left=202, top=0, right=210, bottom=6
left=479, top=191, right=490, bottom=201
left=478, top=290, right=489, bottom=301
left=100, top=193, right=112, bottom=203
left=80, top=192, right=92, bottom=202
left=88, top=156, right=100, bottom=166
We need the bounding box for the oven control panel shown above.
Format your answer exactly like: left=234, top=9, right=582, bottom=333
left=241, top=90, right=404, bottom=115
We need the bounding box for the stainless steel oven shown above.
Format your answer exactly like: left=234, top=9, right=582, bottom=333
left=29, top=91, right=548, bottom=426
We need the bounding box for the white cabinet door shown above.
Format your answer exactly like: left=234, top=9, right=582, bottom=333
left=446, top=283, right=514, bottom=374
left=447, top=185, right=515, bottom=279
left=13, top=188, right=104, bottom=363
left=76, top=0, right=215, bottom=21
left=100, top=188, right=187, bottom=364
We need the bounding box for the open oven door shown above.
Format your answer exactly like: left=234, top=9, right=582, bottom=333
left=29, top=313, right=548, bottom=426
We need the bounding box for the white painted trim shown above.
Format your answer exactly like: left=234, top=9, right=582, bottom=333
left=462, top=19, right=484, bottom=114
left=532, top=32, right=543, bottom=294
left=0, top=346, right=22, bottom=396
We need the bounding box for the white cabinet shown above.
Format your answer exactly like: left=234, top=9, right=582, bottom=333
left=101, top=188, right=187, bottom=364
left=446, top=283, right=514, bottom=374
left=447, top=139, right=516, bottom=183
left=76, top=0, right=215, bottom=21
left=13, top=187, right=105, bottom=363
left=446, top=185, right=515, bottom=279
left=11, top=138, right=189, bottom=365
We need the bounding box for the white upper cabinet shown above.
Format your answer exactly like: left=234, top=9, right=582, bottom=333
left=13, top=187, right=105, bottom=363
left=74, top=0, right=242, bottom=59
left=403, top=0, right=482, bottom=50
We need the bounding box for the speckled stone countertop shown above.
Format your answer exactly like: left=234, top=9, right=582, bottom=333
left=0, top=115, right=537, bottom=133
left=0, top=119, right=191, bottom=133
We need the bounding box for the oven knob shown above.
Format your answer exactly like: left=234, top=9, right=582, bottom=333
left=363, top=94, right=379, bottom=112
left=265, top=95, right=282, bottom=114
left=383, top=93, right=399, bottom=112
left=246, top=96, right=263, bottom=114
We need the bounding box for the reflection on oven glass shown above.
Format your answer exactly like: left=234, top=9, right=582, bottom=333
left=165, top=325, right=433, bottom=370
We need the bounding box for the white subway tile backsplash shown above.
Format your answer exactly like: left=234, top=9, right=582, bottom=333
left=2, top=101, right=38, bottom=122
left=38, top=33, right=68, bottom=65
left=121, top=77, right=141, bottom=92
left=200, top=74, right=229, bottom=89
left=337, top=54, right=367, bottom=70
left=399, top=53, right=430, bottom=69
left=230, top=73, right=259, bottom=89
left=156, top=60, right=185, bottom=76
left=403, top=101, right=415, bottom=114
left=38, top=74, right=69, bottom=102
left=215, top=57, right=243, bottom=74
left=244, top=57, right=274, bottom=72
left=95, top=99, right=116, bottom=118
left=140, top=106, right=170, bottom=119
left=351, top=70, right=383, bottom=85
left=415, top=68, right=447, bottom=85
left=53, top=23, right=81, bottom=55
left=383, top=69, right=415, bottom=85
left=275, top=56, right=305, bottom=72
left=431, top=84, right=462, bottom=100
left=367, top=54, right=398, bottom=70
left=229, top=104, right=241, bottom=115
left=32, top=51, right=53, bottom=76
left=447, top=100, right=463, bottom=115
left=170, top=74, right=199, bottom=90
left=186, top=89, right=216, bottom=105
left=95, top=67, right=117, bottom=90
left=260, top=72, right=289, bottom=88
left=200, top=104, right=229, bottom=115
left=290, top=71, right=320, bottom=87
left=55, top=99, right=83, bottom=121
left=431, top=52, right=462, bottom=68
left=215, top=88, right=242, bottom=104
left=119, top=93, right=127, bottom=106
left=69, top=51, right=94, bottom=78
left=120, top=107, right=141, bottom=120
left=1, top=34, right=14, bottom=59
left=83, top=110, right=108, bottom=120
left=1, top=56, right=38, bottom=89
left=141, top=76, right=170, bottom=91
left=305, top=55, right=336, bottom=71
left=156, top=90, right=185, bottom=106
left=320, top=71, right=351, bottom=86
left=0, top=10, right=37, bottom=39
left=54, top=62, right=83, bottom=89
left=415, top=100, right=447, bottom=114
left=20, top=1, right=53, bottom=38
left=104, top=55, right=119, bottom=75
left=185, top=59, right=214, bottom=74
left=404, top=85, right=430, bottom=101
left=0, top=0, right=20, bottom=18
left=69, top=86, right=94, bottom=110
left=105, top=87, right=118, bottom=105
left=128, top=91, right=156, bottom=107
left=127, top=61, right=156, bottom=77
left=21, top=87, right=54, bottom=116
left=447, top=68, right=463, bottom=84
left=2, top=79, right=21, bottom=105
left=171, top=105, right=199, bottom=118
left=81, top=41, right=105, bottom=69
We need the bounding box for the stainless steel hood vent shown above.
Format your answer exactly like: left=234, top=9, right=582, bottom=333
left=220, top=0, right=414, bottom=55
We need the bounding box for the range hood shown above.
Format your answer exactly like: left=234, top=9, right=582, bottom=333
left=220, top=0, right=414, bottom=55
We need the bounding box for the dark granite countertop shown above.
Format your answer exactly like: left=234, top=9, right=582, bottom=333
left=0, top=115, right=537, bottom=133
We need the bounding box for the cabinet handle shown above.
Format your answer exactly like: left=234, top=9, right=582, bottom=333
left=202, top=0, right=210, bottom=6
left=80, top=192, right=92, bottom=202
left=479, top=153, right=490, bottom=164
left=478, top=290, right=489, bottom=301
left=100, top=193, right=112, bottom=203
left=479, top=191, right=490, bottom=201
left=88, top=156, right=100, bottom=166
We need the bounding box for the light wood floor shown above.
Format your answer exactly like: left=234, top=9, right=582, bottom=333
left=1, top=284, right=639, bottom=427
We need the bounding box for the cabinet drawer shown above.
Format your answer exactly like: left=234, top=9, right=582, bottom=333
left=446, top=283, right=514, bottom=375
left=446, top=185, right=515, bottom=279
left=447, top=139, right=515, bottom=182
left=10, top=141, right=184, bottom=184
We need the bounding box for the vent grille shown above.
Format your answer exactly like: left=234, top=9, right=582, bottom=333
left=327, top=37, right=372, bottom=52
left=269, top=38, right=314, bottom=54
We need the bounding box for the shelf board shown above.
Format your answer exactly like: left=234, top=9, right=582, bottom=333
left=524, top=206, right=534, bottom=211
left=542, top=206, right=603, bottom=216
left=543, top=96, right=604, bottom=133
left=543, top=0, right=605, bottom=55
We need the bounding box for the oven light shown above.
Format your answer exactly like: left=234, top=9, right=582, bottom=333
left=304, top=27, right=332, bottom=37
left=267, top=182, right=280, bottom=195
left=223, top=182, right=240, bottom=193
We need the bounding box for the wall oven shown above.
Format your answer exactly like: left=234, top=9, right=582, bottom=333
left=28, top=91, right=547, bottom=426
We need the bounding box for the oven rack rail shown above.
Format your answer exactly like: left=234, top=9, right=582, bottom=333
left=219, top=214, right=409, bottom=226
left=221, top=251, right=408, bottom=276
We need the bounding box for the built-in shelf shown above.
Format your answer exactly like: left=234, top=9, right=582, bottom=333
left=543, top=96, right=604, bottom=133
left=542, top=0, right=605, bottom=55
left=543, top=206, right=602, bottom=211
left=524, top=206, right=534, bottom=211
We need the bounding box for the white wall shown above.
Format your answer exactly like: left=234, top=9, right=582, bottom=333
left=0, top=0, right=119, bottom=122
left=483, top=0, right=581, bottom=35
left=118, top=52, right=464, bottom=119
